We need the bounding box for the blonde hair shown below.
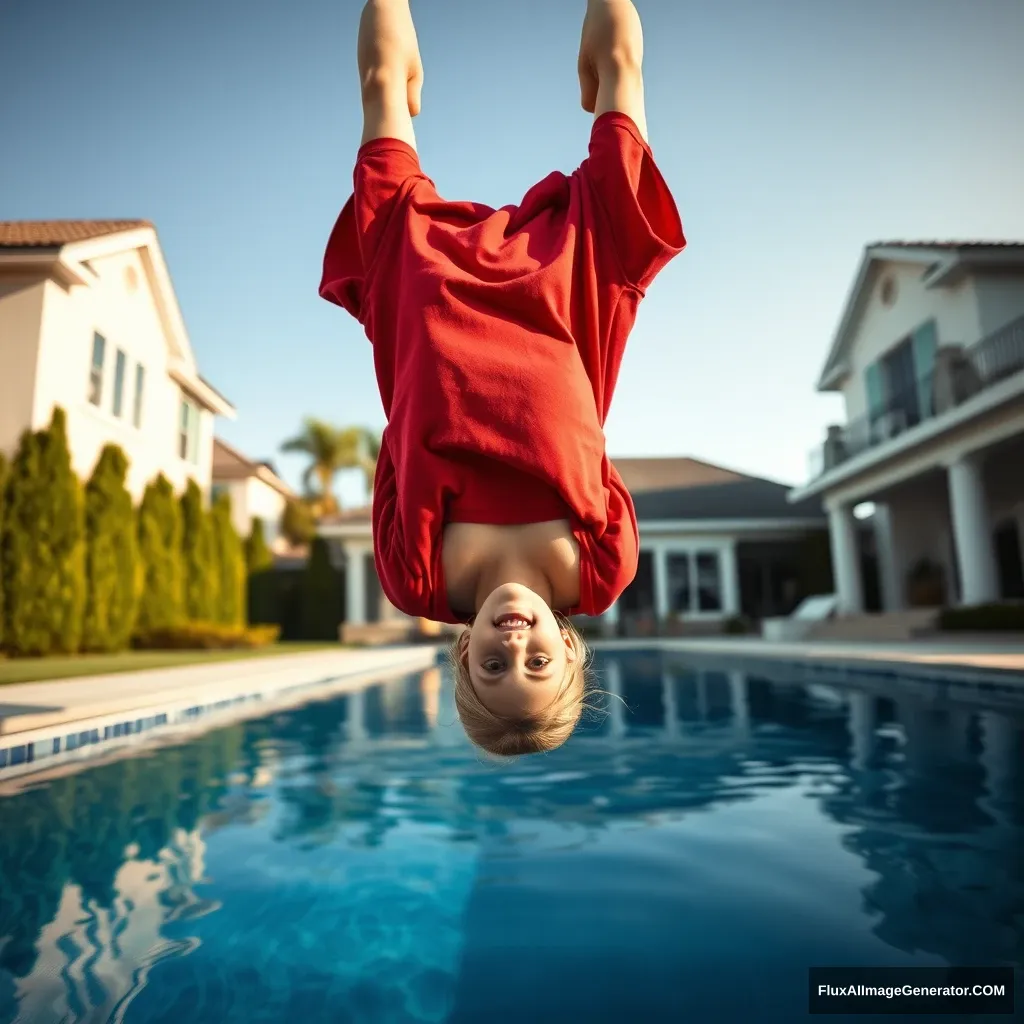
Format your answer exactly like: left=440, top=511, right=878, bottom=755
left=449, top=612, right=592, bottom=756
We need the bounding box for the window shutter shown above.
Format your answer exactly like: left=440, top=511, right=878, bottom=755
left=865, top=362, right=884, bottom=419
left=912, top=319, right=938, bottom=417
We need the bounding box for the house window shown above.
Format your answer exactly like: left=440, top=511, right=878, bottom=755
left=88, top=333, right=106, bottom=406
left=666, top=553, right=692, bottom=614
left=112, top=349, right=127, bottom=417
left=865, top=319, right=939, bottom=438
left=133, top=364, right=145, bottom=428
left=695, top=552, right=723, bottom=612
left=665, top=550, right=723, bottom=614
left=179, top=395, right=201, bottom=464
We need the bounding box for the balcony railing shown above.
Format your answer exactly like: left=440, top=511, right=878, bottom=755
left=808, top=313, right=1024, bottom=481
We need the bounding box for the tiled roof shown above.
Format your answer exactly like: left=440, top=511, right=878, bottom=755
left=211, top=437, right=255, bottom=477
left=612, top=457, right=748, bottom=493
left=632, top=478, right=825, bottom=522
left=0, top=220, right=152, bottom=248
left=870, top=240, right=1024, bottom=251
left=212, top=437, right=296, bottom=498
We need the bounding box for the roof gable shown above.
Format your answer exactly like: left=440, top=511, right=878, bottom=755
left=0, top=220, right=234, bottom=417
left=816, top=240, right=1024, bottom=391
left=0, top=220, right=153, bottom=247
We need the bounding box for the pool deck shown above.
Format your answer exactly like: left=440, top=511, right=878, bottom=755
left=594, top=636, right=1024, bottom=685
left=0, top=644, right=442, bottom=738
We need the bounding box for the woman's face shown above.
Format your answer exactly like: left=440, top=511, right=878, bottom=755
left=465, top=582, right=577, bottom=718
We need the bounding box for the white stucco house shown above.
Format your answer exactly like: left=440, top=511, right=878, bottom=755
left=0, top=220, right=234, bottom=498
left=318, top=457, right=832, bottom=639
left=789, top=241, right=1024, bottom=615
left=211, top=437, right=296, bottom=552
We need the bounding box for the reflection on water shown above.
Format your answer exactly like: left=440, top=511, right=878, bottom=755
left=0, top=655, right=1021, bottom=1023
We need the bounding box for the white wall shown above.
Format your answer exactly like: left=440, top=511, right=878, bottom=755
left=31, top=251, right=213, bottom=499
left=0, top=279, right=45, bottom=458
left=245, top=476, right=287, bottom=550
left=214, top=475, right=288, bottom=550
left=842, top=261, right=982, bottom=423
left=972, top=269, right=1024, bottom=338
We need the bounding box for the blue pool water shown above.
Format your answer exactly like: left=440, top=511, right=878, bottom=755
left=0, top=650, right=1021, bottom=1024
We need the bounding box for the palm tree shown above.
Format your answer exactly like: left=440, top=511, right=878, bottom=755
left=280, top=419, right=381, bottom=513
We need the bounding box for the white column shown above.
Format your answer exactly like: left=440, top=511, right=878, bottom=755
left=846, top=691, right=875, bottom=771
left=873, top=504, right=903, bottom=611
left=653, top=545, right=670, bottom=623
left=828, top=502, right=864, bottom=614
left=947, top=455, right=998, bottom=605
left=728, top=671, right=749, bottom=739
left=345, top=545, right=368, bottom=625
left=720, top=541, right=740, bottom=616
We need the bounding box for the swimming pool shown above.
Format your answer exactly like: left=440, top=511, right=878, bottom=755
left=0, top=650, right=1020, bottom=1023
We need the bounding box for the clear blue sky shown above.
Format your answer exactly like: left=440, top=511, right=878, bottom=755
left=3, top=0, right=1023, bottom=507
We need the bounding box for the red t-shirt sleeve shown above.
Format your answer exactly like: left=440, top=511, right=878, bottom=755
left=582, top=112, right=685, bottom=293
left=319, top=139, right=425, bottom=322
left=573, top=113, right=685, bottom=423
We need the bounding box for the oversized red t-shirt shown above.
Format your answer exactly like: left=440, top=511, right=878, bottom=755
left=320, top=112, right=684, bottom=623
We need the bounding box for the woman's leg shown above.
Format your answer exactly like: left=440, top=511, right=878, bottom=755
left=357, top=0, right=424, bottom=150
left=577, top=0, right=648, bottom=142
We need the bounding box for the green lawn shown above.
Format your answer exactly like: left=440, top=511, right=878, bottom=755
left=0, top=642, right=343, bottom=686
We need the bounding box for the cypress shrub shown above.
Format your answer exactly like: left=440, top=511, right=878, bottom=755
left=1, top=408, right=86, bottom=656
left=82, top=445, right=140, bottom=652
left=0, top=451, right=7, bottom=650
left=246, top=517, right=277, bottom=627
left=136, top=474, right=184, bottom=633
left=180, top=479, right=216, bottom=622
left=300, top=537, right=342, bottom=641
left=211, top=493, right=245, bottom=627
left=245, top=517, right=274, bottom=573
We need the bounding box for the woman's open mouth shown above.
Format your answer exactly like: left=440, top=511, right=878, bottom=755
left=494, top=613, right=533, bottom=631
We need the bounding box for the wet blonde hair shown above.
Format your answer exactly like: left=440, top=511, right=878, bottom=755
left=449, top=612, right=592, bottom=756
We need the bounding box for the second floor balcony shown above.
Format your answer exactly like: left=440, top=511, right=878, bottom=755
left=808, top=313, right=1024, bottom=481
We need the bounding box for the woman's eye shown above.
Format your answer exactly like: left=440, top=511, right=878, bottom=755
left=530, top=657, right=550, bottom=669
left=484, top=660, right=503, bottom=672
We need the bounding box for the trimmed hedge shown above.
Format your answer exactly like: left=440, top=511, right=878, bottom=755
left=246, top=518, right=278, bottom=627
left=1, top=409, right=86, bottom=656
left=137, top=474, right=184, bottom=632
left=134, top=622, right=280, bottom=650
left=245, top=517, right=274, bottom=573
left=82, top=445, right=140, bottom=652
left=211, top=493, right=245, bottom=627
left=937, top=602, right=1024, bottom=632
left=300, top=537, right=343, bottom=641
left=1, top=410, right=290, bottom=655
left=180, top=479, right=217, bottom=623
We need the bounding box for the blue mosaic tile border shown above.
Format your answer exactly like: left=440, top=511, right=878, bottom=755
left=0, top=673, right=349, bottom=778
